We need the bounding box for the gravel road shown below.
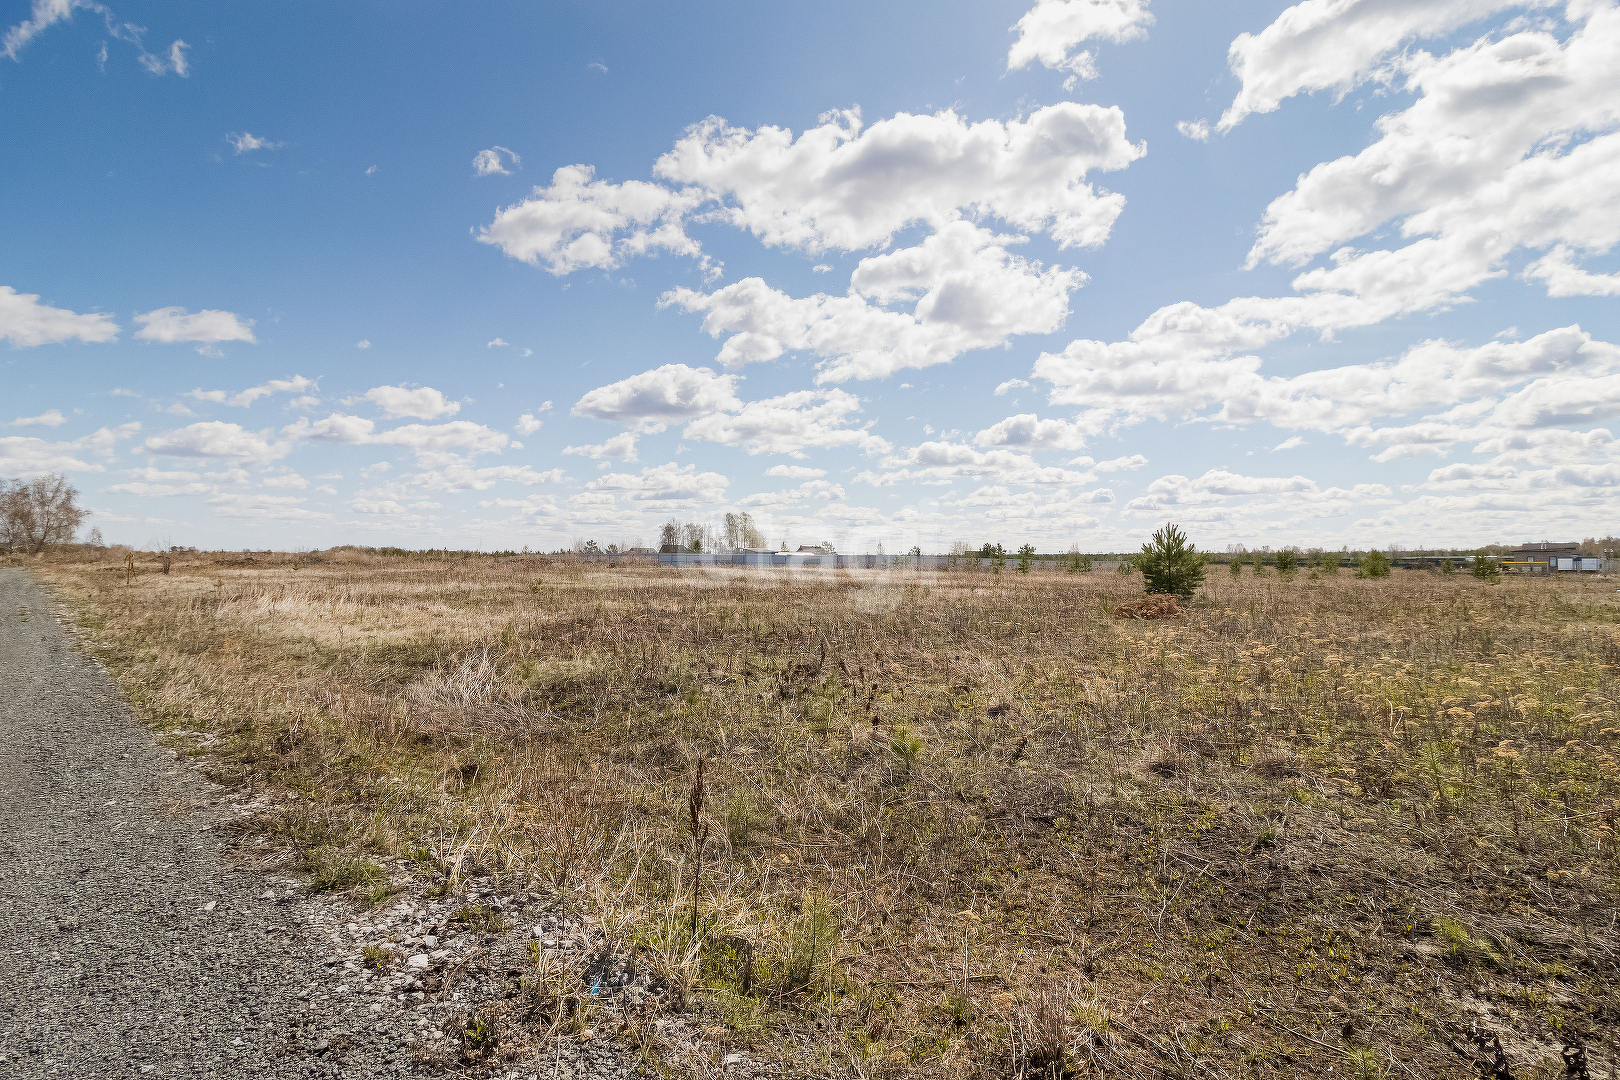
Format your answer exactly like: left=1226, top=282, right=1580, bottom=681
left=0, top=569, right=415, bottom=1078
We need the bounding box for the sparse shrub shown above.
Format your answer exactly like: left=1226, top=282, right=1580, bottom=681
left=1357, top=550, right=1391, bottom=578
left=1471, top=554, right=1501, bottom=583
left=1138, top=523, right=1207, bottom=598
left=1066, top=549, right=1091, bottom=573
left=781, top=894, right=836, bottom=996
left=1275, top=549, right=1296, bottom=575
left=1228, top=557, right=1242, bottom=577
left=889, top=724, right=924, bottom=774
left=1017, top=543, right=1035, bottom=575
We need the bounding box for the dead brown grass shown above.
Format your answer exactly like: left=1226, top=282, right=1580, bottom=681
left=33, top=550, right=1620, bottom=1078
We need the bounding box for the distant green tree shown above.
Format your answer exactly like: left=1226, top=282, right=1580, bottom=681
left=1066, top=549, right=1092, bottom=573
left=1357, top=550, right=1391, bottom=578
left=985, top=543, right=1006, bottom=575
left=1252, top=551, right=1266, bottom=575
left=1275, top=549, right=1297, bottom=575
left=1471, top=553, right=1501, bottom=584
left=1441, top=557, right=1456, bottom=575
left=1138, top=523, right=1207, bottom=599
left=1228, top=555, right=1243, bottom=577
left=1315, top=550, right=1338, bottom=573
left=1016, top=543, right=1035, bottom=574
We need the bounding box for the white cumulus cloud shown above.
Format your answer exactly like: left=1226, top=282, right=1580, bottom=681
left=973, top=412, right=1102, bottom=451
left=664, top=222, right=1084, bottom=382
left=188, top=375, right=316, bottom=409
left=655, top=102, right=1142, bottom=253
left=563, top=432, right=640, bottom=462
left=473, top=146, right=520, bottom=176
left=1, top=286, right=119, bottom=347
left=141, top=421, right=290, bottom=462
left=134, top=306, right=256, bottom=352
left=1007, top=0, right=1154, bottom=81
left=11, top=409, right=66, bottom=427
left=682, top=389, right=890, bottom=457
left=228, top=132, right=280, bottom=154
left=362, top=385, right=461, bottom=420
left=477, top=164, right=706, bottom=276
left=1219, top=0, right=1553, bottom=131
left=571, top=364, right=741, bottom=433
left=586, top=461, right=730, bottom=504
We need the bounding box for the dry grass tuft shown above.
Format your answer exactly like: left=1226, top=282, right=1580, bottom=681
left=34, top=548, right=1620, bottom=1078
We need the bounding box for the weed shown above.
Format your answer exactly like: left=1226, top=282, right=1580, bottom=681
left=1346, top=1047, right=1385, bottom=1080
left=306, top=846, right=386, bottom=893
left=1434, top=917, right=1499, bottom=966
left=458, top=1009, right=500, bottom=1062
left=451, top=903, right=511, bottom=933
left=724, top=793, right=768, bottom=848
left=937, top=990, right=975, bottom=1030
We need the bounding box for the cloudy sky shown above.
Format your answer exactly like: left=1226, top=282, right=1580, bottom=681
left=4, top=0, right=1619, bottom=553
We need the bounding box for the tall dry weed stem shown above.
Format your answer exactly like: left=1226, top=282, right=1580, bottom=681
left=36, top=549, right=1620, bottom=1078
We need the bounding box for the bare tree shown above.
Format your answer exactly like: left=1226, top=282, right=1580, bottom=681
left=723, top=511, right=767, bottom=551
left=0, top=474, right=89, bottom=554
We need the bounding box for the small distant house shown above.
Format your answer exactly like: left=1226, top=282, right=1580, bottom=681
left=1504, top=543, right=1605, bottom=573
left=795, top=545, right=821, bottom=554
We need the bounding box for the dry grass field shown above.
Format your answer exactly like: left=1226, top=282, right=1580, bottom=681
left=33, top=550, right=1620, bottom=1078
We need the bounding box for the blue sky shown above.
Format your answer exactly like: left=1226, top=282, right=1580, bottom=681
left=5, top=0, right=1619, bottom=553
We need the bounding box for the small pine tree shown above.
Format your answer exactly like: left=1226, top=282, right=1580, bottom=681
left=1228, top=556, right=1242, bottom=577
left=1440, top=557, right=1456, bottom=575
left=1016, top=543, right=1035, bottom=574
left=1252, top=551, right=1266, bottom=575
left=1471, top=553, right=1501, bottom=584
left=1357, top=550, right=1391, bottom=578
left=1065, top=550, right=1092, bottom=573
left=1275, top=549, right=1297, bottom=575
left=1138, top=523, right=1207, bottom=598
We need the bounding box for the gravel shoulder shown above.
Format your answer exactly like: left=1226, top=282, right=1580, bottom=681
left=0, top=568, right=414, bottom=1079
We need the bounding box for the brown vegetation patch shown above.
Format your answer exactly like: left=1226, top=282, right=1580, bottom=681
left=1113, top=594, right=1181, bottom=619
left=31, top=548, right=1620, bottom=1079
